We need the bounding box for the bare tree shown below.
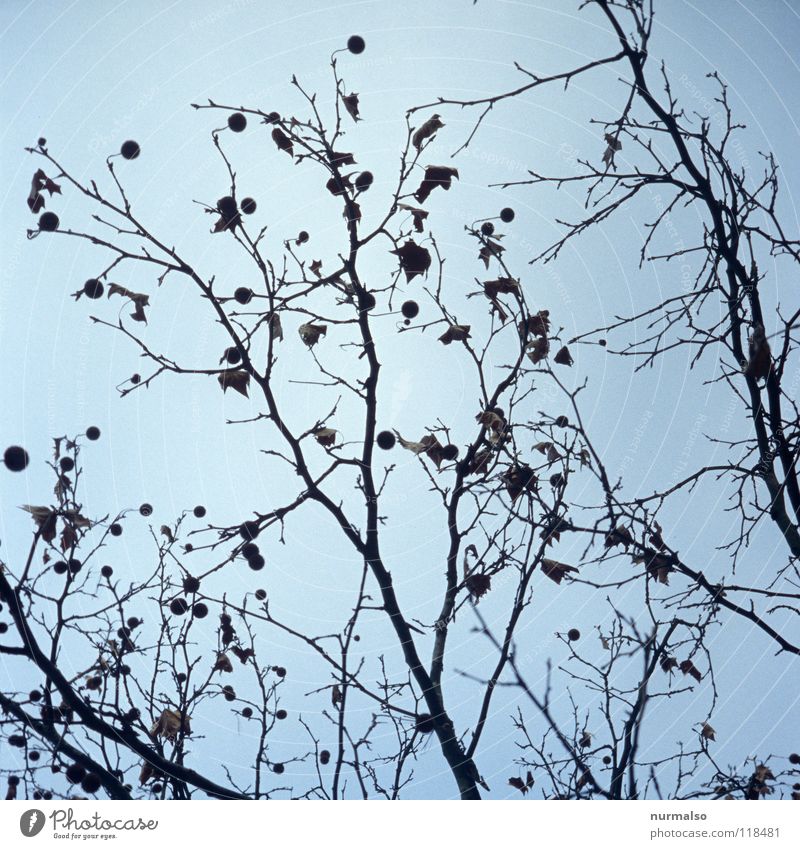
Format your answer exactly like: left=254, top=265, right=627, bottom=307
left=3, top=3, right=799, bottom=800
left=407, top=0, right=800, bottom=796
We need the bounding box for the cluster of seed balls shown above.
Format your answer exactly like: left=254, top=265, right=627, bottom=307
left=3, top=427, right=100, bottom=474
left=34, top=34, right=365, bottom=238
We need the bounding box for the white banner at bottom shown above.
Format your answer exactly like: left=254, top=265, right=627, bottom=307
left=0, top=799, right=796, bottom=848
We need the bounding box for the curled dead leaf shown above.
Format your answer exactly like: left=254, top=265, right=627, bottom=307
left=519, top=310, right=550, bottom=339
left=230, top=645, right=254, bottom=664
left=679, top=659, right=703, bottom=683
left=28, top=168, right=61, bottom=214
left=299, top=322, right=327, bottom=347
left=604, top=525, right=633, bottom=549
left=212, top=196, right=241, bottom=233
left=602, top=132, right=622, bottom=166
left=502, top=464, right=537, bottom=501
left=269, top=312, right=284, bottom=340
left=465, top=449, right=491, bottom=476
left=397, top=203, right=429, bottom=233
left=139, top=762, right=159, bottom=785
left=21, top=505, right=58, bottom=543
left=391, top=239, right=431, bottom=282
left=483, top=277, right=519, bottom=298
left=414, top=165, right=458, bottom=204
left=62, top=508, right=91, bottom=528
left=526, top=336, right=549, bottom=364
left=660, top=655, right=678, bottom=673
left=465, top=572, right=491, bottom=600
left=214, top=652, right=234, bottom=674
left=108, top=284, right=150, bottom=323
left=150, top=709, right=191, bottom=742
left=60, top=524, right=77, bottom=552
left=342, top=92, right=360, bottom=122
left=326, top=173, right=353, bottom=196
left=271, top=127, right=293, bottom=156
left=218, top=370, right=250, bottom=398
left=554, top=346, right=573, bottom=367
left=313, top=427, right=338, bottom=447
left=412, top=114, right=444, bottom=150
left=329, top=150, right=356, bottom=167
left=701, top=722, right=716, bottom=742
left=439, top=324, right=471, bottom=345
left=395, top=432, right=445, bottom=468
left=541, top=558, right=578, bottom=584
left=754, top=764, right=774, bottom=783
left=344, top=199, right=361, bottom=224
left=508, top=771, right=534, bottom=794
left=476, top=409, right=505, bottom=434
left=478, top=239, right=505, bottom=269
left=640, top=550, right=673, bottom=585
left=546, top=444, right=562, bottom=464
left=744, top=324, right=771, bottom=380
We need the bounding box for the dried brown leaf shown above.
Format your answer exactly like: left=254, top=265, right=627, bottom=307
left=438, top=324, right=471, bottom=345
left=397, top=203, right=429, bottom=233
left=218, top=370, right=251, bottom=398
left=412, top=114, right=444, bottom=150
left=526, top=336, right=549, bottom=364
left=478, top=239, right=505, bottom=269
left=391, top=239, right=431, bottom=282
left=269, top=312, right=284, bottom=340
left=107, top=284, right=150, bottom=323
left=680, top=659, right=703, bottom=683
left=744, top=324, right=771, bottom=380
left=271, top=127, right=293, bottom=156
left=414, top=165, right=458, bottom=203
left=150, top=709, right=191, bottom=742
left=314, top=427, right=338, bottom=447
left=214, top=652, right=234, bottom=674
left=342, top=92, right=360, bottom=122
left=298, top=322, right=328, bottom=347
left=554, top=345, right=573, bottom=367
left=541, top=558, right=578, bottom=584
left=21, top=505, right=58, bottom=543
left=465, top=572, right=491, bottom=600
left=519, top=310, right=550, bottom=338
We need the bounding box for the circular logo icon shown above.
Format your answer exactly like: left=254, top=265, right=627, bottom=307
left=19, top=809, right=46, bottom=837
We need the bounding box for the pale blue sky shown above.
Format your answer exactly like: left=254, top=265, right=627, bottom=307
left=1, top=0, right=799, bottom=798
